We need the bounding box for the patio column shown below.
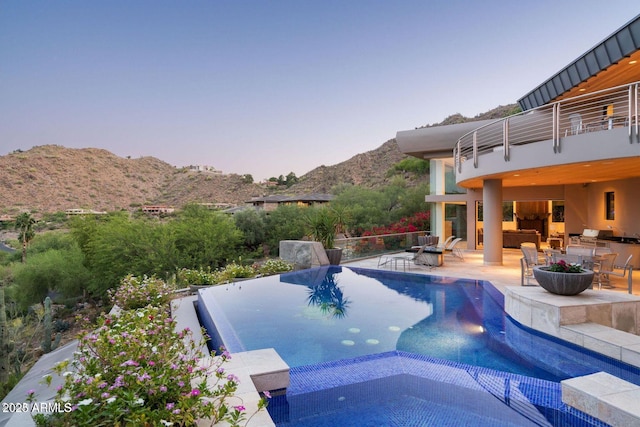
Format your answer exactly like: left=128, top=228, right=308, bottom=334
left=483, top=179, right=503, bottom=266
left=429, top=159, right=446, bottom=238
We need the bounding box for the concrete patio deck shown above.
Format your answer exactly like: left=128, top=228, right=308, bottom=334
left=344, top=248, right=640, bottom=296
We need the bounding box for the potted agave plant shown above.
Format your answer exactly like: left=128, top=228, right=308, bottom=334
left=533, top=259, right=594, bottom=295
left=307, top=207, right=343, bottom=265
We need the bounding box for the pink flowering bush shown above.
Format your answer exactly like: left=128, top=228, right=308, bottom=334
left=361, top=211, right=430, bottom=236
left=33, top=277, right=267, bottom=426
left=108, top=274, right=175, bottom=310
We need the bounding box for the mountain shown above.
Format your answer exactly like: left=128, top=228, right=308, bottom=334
left=0, top=145, right=266, bottom=214
left=0, top=141, right=409, bottom=215
left=0, top=104, right=518, bottom=215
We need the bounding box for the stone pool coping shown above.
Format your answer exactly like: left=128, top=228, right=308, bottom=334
left=505, top=286, right=640, bottom=426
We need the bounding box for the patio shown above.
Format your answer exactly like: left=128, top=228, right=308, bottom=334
left=347, top=247, right=640, bottom=297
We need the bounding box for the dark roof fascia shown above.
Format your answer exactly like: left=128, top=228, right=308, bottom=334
left=280, top=193, right=334, bottom=203
left=249, top=195, right=289, bottom=203
left=518, top=14, right=640, bottom=111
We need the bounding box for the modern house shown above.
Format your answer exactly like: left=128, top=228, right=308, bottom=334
left=397, top=14, right=640, bottom=267
left=248, top=193, right=333, bottom=211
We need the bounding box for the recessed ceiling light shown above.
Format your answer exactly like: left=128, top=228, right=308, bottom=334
left=579, top=88, right=586, bottom=92
left=583, top=164, right=591, bottom=167
left=513, top=174, right=520, bottom=176
left=630, top=60, right=638, bottom=64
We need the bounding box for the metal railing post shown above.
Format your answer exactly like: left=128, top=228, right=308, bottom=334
left=555, top=103, right=561, bottom=153
left=473, top=132, right=478, bottom=168
left=503, top=118, right=509, bottom=161
left=552, top=103, right=556, bottom=152
left=629, top=83, right=640, bottom=142
left=629, top=85, right=633, bottom=141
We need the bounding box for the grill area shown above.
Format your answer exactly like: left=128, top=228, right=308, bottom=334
left=579, top=229, right=614, bottom=246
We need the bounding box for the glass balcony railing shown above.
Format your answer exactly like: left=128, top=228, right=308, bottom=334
left=455, top=82, right=640, bottom=173
left=335, top=231, right=427, bottom=262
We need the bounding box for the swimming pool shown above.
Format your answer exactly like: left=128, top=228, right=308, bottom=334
left=198, top=266, right=639, bottom=382
left=197, top=266, right=640, bottom=426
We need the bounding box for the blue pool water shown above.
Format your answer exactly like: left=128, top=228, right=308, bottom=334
left=197, top=266, right=640, bottom=426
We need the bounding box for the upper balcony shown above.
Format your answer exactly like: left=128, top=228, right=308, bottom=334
left=454, top=82, right=640, bottom=189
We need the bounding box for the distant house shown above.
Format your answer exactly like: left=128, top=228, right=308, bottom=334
left=247, top=193, right=334, bottom=211
left=65, top=209, right=107, bottom=216
left=280, top=193, right=334, bottom=207
left=141, top=205, right=175, bottom=216
left=187, top=165, right=222, bottom=174
left=248, top=195, right=289, bottom=212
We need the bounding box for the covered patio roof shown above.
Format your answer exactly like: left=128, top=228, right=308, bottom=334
left=519, top=14, right=640, bottom=110
left=396, top=120, right=495, bottom=160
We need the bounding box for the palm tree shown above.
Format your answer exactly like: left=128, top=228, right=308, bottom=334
left=14, top=212, right=35, bottom=263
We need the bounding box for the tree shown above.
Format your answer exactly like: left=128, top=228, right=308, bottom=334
left=14, top=213, right=35, bottom=263
left=241, top=174, right=254, bottom=184
left=233, top=209, right=267, bottom=253
left=264, top=205, right=307, bottom=255
left=9, top=245, right=90, bottom=308
left=285, top=172, right=298, bottom=187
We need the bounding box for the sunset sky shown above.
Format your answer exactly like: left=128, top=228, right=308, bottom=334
left=1, top=1, right=638, bottom=180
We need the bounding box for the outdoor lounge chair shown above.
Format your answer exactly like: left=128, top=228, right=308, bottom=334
left=377, top=244, right=428, bottom=271
left=438, top=235, right=455, bottom=250
left=444, top=237, right=464, bottom=261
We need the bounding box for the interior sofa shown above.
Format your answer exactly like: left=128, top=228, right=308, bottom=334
left=502, top=229, right=541, bottom=249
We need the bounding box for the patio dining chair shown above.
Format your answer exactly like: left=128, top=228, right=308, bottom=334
left=597, top=254, right=633, bottom=291
left=565, top=113, right=584, bottom=136
left=543, top=248, right=562, bottom=265
left=418, top=235, right=439, bottom=248
left=521, top=242, right=544, bottom=286
left=593, top=253, right=617, bottom=289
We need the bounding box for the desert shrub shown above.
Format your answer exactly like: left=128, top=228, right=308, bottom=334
left=108, top=275, right=175, bottom=310
left=258, top=259, right=294, bottom=276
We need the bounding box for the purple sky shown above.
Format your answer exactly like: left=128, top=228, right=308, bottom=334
left=1, top=1, right=638, bottom=180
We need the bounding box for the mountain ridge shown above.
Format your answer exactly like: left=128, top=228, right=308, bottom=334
left=0, top=104, right=519, bottom=215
